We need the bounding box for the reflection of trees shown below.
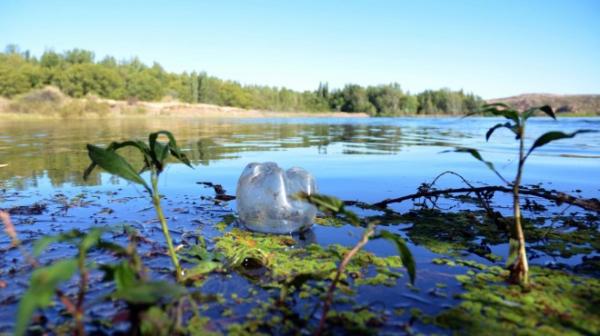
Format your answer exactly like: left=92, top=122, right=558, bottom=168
left=0, top=119, right=463, bottom=189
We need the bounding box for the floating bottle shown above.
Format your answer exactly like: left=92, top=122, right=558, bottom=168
left=236, top=162, right=317, bottom=234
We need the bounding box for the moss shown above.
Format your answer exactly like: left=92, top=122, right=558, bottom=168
left=435, top=267, right=600, bottom=335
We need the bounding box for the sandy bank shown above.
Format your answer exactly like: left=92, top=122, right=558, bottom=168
left=0, top=94, right=369, bottom=120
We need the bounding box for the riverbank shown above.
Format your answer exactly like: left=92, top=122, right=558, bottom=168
left=0, top=88, right=369, bottom=120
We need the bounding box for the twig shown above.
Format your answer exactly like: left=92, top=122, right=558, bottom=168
left=315, top=223, right=375, bottom=336
left=371, top=185, right=600, bottom=213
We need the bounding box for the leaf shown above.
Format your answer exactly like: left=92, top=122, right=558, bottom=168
left=376, top=230, right=416, bottom=285
left=299, top=193, right=344, bottom=213
left=479, top=104, right=520, bottom=125
left=184, top=260, right=220, bottom=280
left=32, top=230, right=83, bottom=257
left=16, top=259, right=78, bottom=336
left=486, top=122, right=515, bottom=141
left=79, top=228, right=106, bottom=253
left=446, top=147, right=508, bottom=184
left=86, top=144, right=151, bottom=193
left=506, top=238, right=520, bottom=267
left=83, top=140, right=151, bottom=180
left=526, top=130, right=597, bottom=158
left=149, top=130, right=192, bottom=168
left=113, top=262, right=138, bottom=291
left=522, top=105, right=555, bottom=121
left=113, top=281, right=185, bottom=304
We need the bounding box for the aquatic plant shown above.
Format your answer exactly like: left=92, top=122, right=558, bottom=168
left=2, top=209, right=186, bottom=336
left=455, top=104, right=595, bottom=285
left=298, top=193, right=415, bottom=335
left=84, top=130, right=192, bottom=281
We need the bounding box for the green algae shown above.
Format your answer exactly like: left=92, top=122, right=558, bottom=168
left=434, top=266, right=600, bottom=335
left=214, top=229, right=404, bottom=288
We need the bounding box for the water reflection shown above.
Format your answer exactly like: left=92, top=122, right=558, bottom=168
left=0, top=117, right=598, bottom=192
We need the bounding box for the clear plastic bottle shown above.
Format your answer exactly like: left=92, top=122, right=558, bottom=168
left=236, top=162, right=318, bottom=234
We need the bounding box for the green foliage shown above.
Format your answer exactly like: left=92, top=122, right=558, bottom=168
left=85, top=144, right=152, bottom=192
left=300, top=193, right=416, bottom=284
left=0, top=46, right=483, bottom=115
left=526, top=130, right=596, bottom=158
left=16, top=228, right=108, bottom=336
left=83, top=131, right=193, bottom=282
left=456, top=103, right=596, bottom=284
left=16, top=259, right=78, bottom=336
left=83, top=130, right=192, bottom=190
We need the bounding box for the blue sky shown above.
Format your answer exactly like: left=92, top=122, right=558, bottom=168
left=1, top=0, right=599, bottom=98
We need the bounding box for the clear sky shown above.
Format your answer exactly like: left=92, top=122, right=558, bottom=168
left=1, top=0, right=599, bottom=98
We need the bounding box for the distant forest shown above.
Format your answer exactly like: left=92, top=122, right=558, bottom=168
left=0, top=46, right=483, bottom=116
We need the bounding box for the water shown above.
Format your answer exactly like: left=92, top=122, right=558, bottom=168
left=2, top=117, right=599, bottom=198
left=0, top=117, right=599, bottom=333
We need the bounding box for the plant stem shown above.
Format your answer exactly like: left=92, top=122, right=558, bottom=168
left=151, top=173, right=183, bottom=282
left=315, top=223, right=375, bottom=336
left=509, top=127, right=529, bottom=285
left=75, top=249, right=87, bottom=336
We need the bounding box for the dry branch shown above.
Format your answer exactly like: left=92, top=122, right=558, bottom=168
left=370, top=185, right=600, bottom=213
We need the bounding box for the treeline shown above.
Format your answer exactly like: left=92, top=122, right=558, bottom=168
left=0, top=45, right=483, bottom=115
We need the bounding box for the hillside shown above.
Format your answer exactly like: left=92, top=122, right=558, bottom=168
left=488, top=94, right=600, bottom=116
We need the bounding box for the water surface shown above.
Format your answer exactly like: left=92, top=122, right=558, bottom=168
left=0, top=117, right=598, bottom=333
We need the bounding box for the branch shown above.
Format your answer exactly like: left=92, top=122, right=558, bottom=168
left=370, top=186, right=600, bottom=213
left=315, top=223, right=375, bottom=336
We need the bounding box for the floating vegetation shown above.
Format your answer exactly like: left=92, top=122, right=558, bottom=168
left=434, top=266, right=600, bottom=335
left=215, top=228, right=404, bottom=287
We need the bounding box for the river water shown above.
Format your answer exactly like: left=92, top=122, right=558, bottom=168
left=0, top=117, right=598, bottom=333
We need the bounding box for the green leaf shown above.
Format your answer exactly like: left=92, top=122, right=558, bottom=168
left=506, top=238, right=520, bottom=267
left=83, top=140, right=151, bottom=180
left=486, top=122, right=515, bottom=141
left=85, top=144, right=151, bottom=193
left=299, top=193, right=344, bottom=213
left=113, top=281, right=185, bottom=304
left=79, top=228, right=106, bottom=253
left=446, top=148, right=508, bottom=184
left=184, top=260, right=220, bottom=280
left=526, top=130, right=597, bottom=158
left=479, top=104, right=520, bottom=125
left=376, top=230, right=416, bottom=285
left=32, top=230, right=83, bottom=257
left=113, top=262, right=138, bottom=291
left=16, top=259, right=78, bottom=336
left=149, top=130, right=193, bottom=168
left=522, top=105, right=555, bottom=121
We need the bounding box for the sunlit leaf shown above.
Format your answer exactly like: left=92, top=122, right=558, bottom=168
left=526, top=130, right=597, bottom=158
left=16, top=259, right=78, bottom=336
left=298, top=193, right=344, bottom=213
left=83, top=140, right=151, bottom=180
left=376, top=230, right=416, bottom=285
left=85, top=144, right=151, bottom=193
